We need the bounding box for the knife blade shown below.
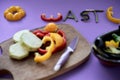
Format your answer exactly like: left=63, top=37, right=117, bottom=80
left=54, top=36, right=79, bottom=71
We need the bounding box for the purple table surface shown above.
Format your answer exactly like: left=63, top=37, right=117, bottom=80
left=0, top=0, right=120, bottom=80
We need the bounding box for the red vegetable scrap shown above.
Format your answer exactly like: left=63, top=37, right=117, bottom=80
left=32, top=29, right=49, bottom=39
left=41, top=13, right=62, bottom=22
left=38, top=48, right=47, bottom=55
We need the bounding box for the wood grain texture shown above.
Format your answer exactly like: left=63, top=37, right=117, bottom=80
left=0, top=24, right=91, bottom=80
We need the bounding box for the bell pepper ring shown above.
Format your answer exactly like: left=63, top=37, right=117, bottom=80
left=34, top=36, right=55, bottom=63
left=106, top=6, right=120, bottom=24
left=41, top=13, right=63, bottom=22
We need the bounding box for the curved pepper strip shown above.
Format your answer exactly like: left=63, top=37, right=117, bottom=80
left=34, top=36, right=55, bottom=63
left=50, top=33, right=63, bottom=48
left=41, top=13, right=62, bottom=22
left=37, top=30, right=67, bottom=54
left=106, top=7, right=120, bottom=24
left=53, top=30, right=66, bottom=53
left=38, top=48, right=47, bottom=54
left=57, top=30, right=66, bottom=40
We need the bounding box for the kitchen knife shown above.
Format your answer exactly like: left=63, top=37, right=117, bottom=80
left=54, top=36, right=79, bottom=71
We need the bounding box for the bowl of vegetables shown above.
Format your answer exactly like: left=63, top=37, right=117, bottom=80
left=93, top=27, right=120, bottom=66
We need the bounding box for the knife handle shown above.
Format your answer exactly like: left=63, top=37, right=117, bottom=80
left=54, top=47, right=73, bottom=71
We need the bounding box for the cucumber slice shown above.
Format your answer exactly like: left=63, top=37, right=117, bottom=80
left=21, top=32, right=42, bottom=51
left=13, top=30, right=30, bottom=42
left=9, top=42, right=29, bottom=60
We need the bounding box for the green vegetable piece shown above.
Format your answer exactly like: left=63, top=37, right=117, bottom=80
left=109, top=47, right=120, bottom=54
left=112, top=33, right=120, bottom=42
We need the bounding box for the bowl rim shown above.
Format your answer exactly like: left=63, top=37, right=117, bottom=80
left=93, top=46, right=120, bottom=64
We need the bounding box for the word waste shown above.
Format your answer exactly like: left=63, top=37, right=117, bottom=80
left=41, top=9, right=104, bottom=23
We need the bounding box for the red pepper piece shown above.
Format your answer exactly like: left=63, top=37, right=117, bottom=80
left=57, top=30, right=66, bottom=39
left=38, top=48, right=47, bottom=55
left=32, top=29, right=41, bottom=34
left=41, top=13, right=63, bottom=22
left=32, top=29, right=49, bottom=39
left=41, top=30, right=49, bottom=35
left=37, top=35, right=51, bottom=55
left=36, top=32, right=45, bottom=39
left=35, top=29, right=67, bottom=54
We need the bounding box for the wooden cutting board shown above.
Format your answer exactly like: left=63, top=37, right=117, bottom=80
left=0, top=24, right=91, bottom=80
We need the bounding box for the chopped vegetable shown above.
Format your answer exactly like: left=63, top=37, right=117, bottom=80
left=41, top=13, right=62, bottom=22
left=9, top=42, right=29, bottom=60
left=34, top=36, right=55, bottom=63
left=105, top=47, right=120, bottom=54
left=50, top=33, right=64, bottom=49
left=32, top=29, right=49, bottom=39
left=13, top=30, right=30, bottom=42
left=106, top=6, right=120, bottom=24
left=44, top=22, right=58, bottom=32
left=105, top=40, right=119, bottom=48
left=104, top=36, right=120, bottom=54
left=112, top=33, right=120, bottom=42
left=9, top=23, right=67, bottom=62
left=21, top=31, right=42, bottom=51
left=53, top=30, right=67, bottom=53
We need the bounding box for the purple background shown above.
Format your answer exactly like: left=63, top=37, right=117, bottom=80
left=0, top=0, right=120, bottom=80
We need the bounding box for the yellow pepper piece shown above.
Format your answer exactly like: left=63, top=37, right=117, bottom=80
left=50, top=33, right=64, bottom=48
left=34, top=36, right=55, bottom=63
left=105, top=40, right=119, bottom=48
left=106, top=6, right=120, bottom=24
